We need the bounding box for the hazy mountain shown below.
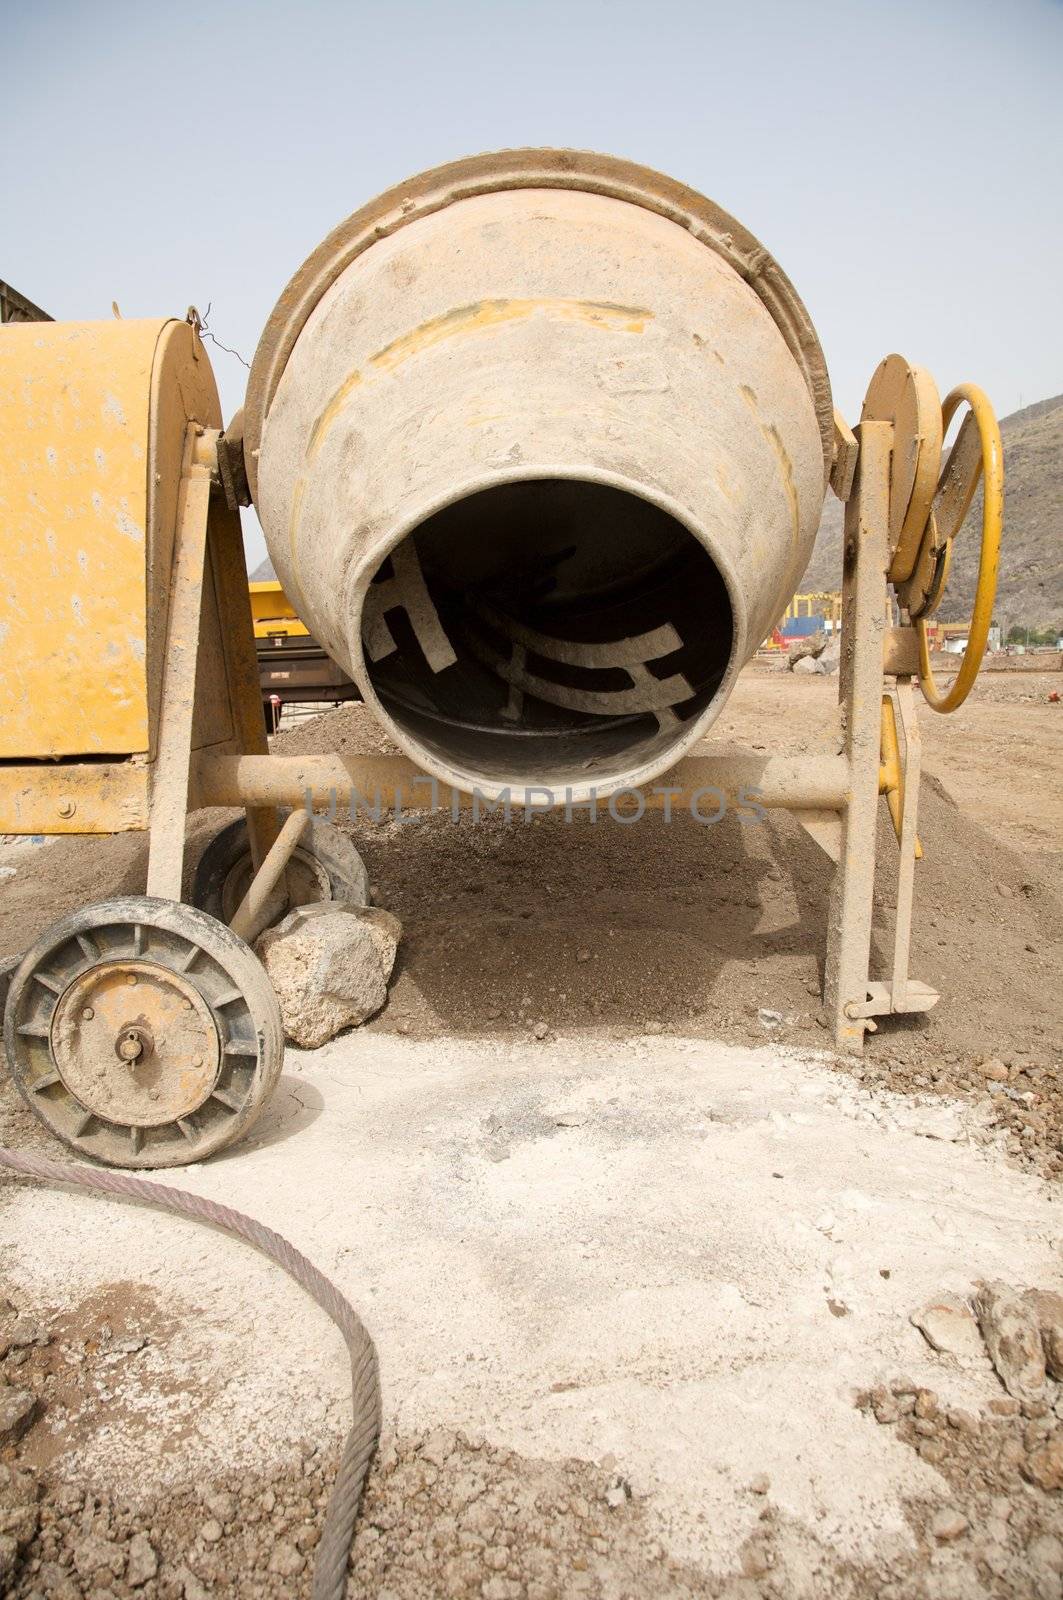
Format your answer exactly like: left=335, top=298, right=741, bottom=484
left=803, top=393, right=1063, bottom=627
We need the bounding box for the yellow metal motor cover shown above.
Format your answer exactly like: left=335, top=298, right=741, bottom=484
left=0, top=317, right=222, bottom=759
left=249, top=579, right=309, bottom=640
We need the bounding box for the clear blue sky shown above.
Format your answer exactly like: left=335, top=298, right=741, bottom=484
left=6, top=0, right=1062, bottom=566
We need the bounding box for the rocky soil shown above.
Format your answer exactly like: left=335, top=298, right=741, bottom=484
left=6, top=1299, right=1063, bottom=1600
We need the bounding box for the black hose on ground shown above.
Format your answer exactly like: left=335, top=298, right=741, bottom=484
left=0, top=1146, right=381, bottom=1600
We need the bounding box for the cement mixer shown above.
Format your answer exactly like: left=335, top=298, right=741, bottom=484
left=0, top=149, right=1003, bottom=1168
left=247, top=156, right=829, bottom=802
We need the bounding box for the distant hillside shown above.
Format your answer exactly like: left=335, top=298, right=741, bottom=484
left=249, top=557, right=276, bottom=581
left=803, top=393, right=1063, bottom=628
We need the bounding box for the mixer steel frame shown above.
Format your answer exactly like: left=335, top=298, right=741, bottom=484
left=178, top=418, right=932, bottom=1054
left=0, top=408, right=933, bottom=1075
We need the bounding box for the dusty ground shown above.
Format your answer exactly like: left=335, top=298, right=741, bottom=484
left=0, top=663, right=1061, bottom=1599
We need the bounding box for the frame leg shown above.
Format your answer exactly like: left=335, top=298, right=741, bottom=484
left=889, top=678, right=921, bottom=1011
left=146, top=425, right=213, bottom=902
left=229, top=808, right=310, bottom=944
left=824, top=420, right=891, bottom=1053
left=206, top=494, right=280, bottom=873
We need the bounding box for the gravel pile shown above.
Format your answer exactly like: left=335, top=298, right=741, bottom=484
left=860, top=1381, right=1063, bottom=1599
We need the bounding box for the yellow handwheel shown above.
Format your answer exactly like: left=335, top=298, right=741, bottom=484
left=915, top=383, right=1003, bottom=713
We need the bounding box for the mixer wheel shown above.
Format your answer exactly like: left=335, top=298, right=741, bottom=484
left=3, top=897, right=283, bottom=1169
left=192, top=813, right=369, bottom=927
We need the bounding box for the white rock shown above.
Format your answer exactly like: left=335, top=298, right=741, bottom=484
left=976, top=1281, right=1046, bottom=1401
left=0, top=1389, right=36, bottom=1444
left=256, top=903, right=402, bottom=1049
left=174, top=1566, right=210, bottom=1600
left=8, top=1315, right=47, bottom=1349
left=204, top=1491, right=236, bottom=1523
left=0, top=954, right=20, bottom=1016
left=818, top=637, right=842, bottom=674
left=1030, top=1534, right=1063, bottom=1574
left=792, top=655, right=826, bottom=675
left=267, top=1540, right=305, bottom=1577
left=931, top=1508, right=969, bottom=1542
left=1030, top=1536, right=1063, bottom=1574
left=1024, top=1288, right=1063, bottom=1380
left=126, top=1532, right=158, bottom=1587
left=890, top=1104, right=965, bottom=1142
left=418, top=1428, right=457, bottom=1469
left=910, top=1292, right=986, bottom=1360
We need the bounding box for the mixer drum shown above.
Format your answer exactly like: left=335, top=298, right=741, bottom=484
left=249, top=151, right=832, bottom=800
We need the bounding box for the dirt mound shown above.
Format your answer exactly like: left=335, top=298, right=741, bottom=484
left=0, top=813, right=222, bottom=967
left=275, top=701, right=1063, bottom=1071
left=271, top=699, right=1063, bottom=1175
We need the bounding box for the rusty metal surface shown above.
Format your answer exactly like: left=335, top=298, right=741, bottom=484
left=879, top=693, right=923, bottom=859
left=4, top=895, right=284, bottom=1168
left=0, top=762, right=149, bottom=833
left=50, top=958, right=222, bottom=1127
left=861, top=355, right=942, bottom=584
left=829, top=408, right=859, bottom=503
left=216, top=412, right=251, bottom=509
left=912, top=383, right=1004, bottom=713
left=792, top=808, right=843, bottom=863
left=887, top=679, right=929, bottom=1013
left=883, top=626, right=920, bottom=676
left=193, top=748, right=851, bottom=813
left=896, top=396, right=993, bottom=622
left=145, top=319, right=226, bottom=757
left=824, top=420, right=891, bottom=1054
left=243, top=149, right=833, bottom=497
left=0, top=319, right=169, bottom=759
left=0, top=317, right=227, bottom=767
left=145, top=426, right=214, bottom=901
left=229, top=807, right=310, bottom=945
left=200, top=485, right=280, bottom=872
left=0, top=318, right=274, bottom=886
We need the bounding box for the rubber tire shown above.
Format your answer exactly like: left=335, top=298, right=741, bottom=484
left=3, top=896, right=283, bottom=1170
left=192, top=813, right=369, bottom=926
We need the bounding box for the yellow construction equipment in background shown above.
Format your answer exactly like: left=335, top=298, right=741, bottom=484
left=250, top=578, right=359, bottom=711
left=249, top=579, right=309, bottom=641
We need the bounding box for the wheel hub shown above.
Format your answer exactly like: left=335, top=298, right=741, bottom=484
left=221, top=846, right=330, bottom=925
left=115, top=1022, right=153, bottom=1063
left=50, top=960, right=221, bottom=1127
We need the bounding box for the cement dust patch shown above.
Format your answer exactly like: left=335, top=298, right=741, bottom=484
left=1, top=1035, right=1060, bottom=1580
